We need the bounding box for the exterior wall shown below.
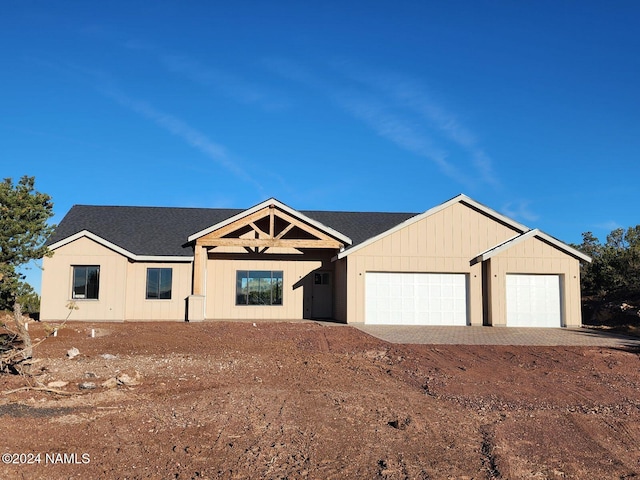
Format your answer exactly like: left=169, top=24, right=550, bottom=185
left=124, top=261, right=193, bottom=321
left=42, top=200, right=584, bottom=327
left=41, top=237, right=128, bottom=322
left=486, top=236, right=583, bottom=327
left=41, top=237, right=193, bottom=322
left=333, top=258, right=348, bottom=323
left=345, top=202, right=521, bottom=324
left=204, top=253, right=335, bottom=320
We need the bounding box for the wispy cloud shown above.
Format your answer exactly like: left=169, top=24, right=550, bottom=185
left=593, top=220, right=622, bottom=232
left=44, top=55, right=278, bottom=198
left=262, top=57, right=326, bottom=90
left=333, top=89, right=475, bottom=188
left=335, top=66, right=502, bottom=188
left=501, top=200, right=540, bottom=223
left=101, top=86, right=264, bottom=192
left=124, top=41, right=287, bottom=111
left=265, top=58, right=500, bottom=189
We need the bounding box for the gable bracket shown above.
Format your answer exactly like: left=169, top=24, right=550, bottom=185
left=195, top=205, right=345, bottom=251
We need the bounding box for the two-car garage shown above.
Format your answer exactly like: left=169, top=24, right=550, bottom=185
left=340, top=196, right=589, bottom=328
left=365, top=272, right=563, bottom=327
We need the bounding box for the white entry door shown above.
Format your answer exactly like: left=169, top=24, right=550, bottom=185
left=365, top=272, right=467, bottom=325
left=506, top=274, right=562, bottom=327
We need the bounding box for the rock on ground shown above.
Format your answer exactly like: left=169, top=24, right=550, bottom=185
left=1, top=321, right=639, bottom=480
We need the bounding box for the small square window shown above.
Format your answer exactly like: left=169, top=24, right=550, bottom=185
left=72, top=266, right=100, bottom=299
left=146, top=268, right=172, bottom=299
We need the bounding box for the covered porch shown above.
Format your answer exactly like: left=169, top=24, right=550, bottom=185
left=186, top=200, right=351, bottom=322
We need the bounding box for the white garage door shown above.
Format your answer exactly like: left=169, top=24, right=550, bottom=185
left=506, top=274, right=561, bottom=327
left=365, top=273, right=467, bottom=325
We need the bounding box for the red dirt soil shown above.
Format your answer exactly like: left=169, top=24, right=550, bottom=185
left=1, top=321, right=639, bottom=479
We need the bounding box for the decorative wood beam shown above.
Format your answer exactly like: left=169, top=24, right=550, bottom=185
left=249, top=222, right=268, bottom=238
left=195, top=204, right=344, bottom=247
left=275, top=223, right=295, bottom=240
left=269, top=205, right=275, bottom=238
left=202, top=208, right=271, bottom=239
left=198, top=238, right=342, bottom=249
left=272, top=208, right=339, bottom=242
left=193, top=246, right=205, bottom=295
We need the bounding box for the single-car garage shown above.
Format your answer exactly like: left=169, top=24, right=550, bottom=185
left=365, top=272, right=468, bottom=325
left=505, top=274, right=562, bottom=327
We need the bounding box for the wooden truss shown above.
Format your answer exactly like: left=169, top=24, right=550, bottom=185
left=192, top=204, right=344, bottom=295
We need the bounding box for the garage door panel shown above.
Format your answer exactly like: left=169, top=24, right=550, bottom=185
left=365, top=272, right=468, bottom=325
left=506, top=274, right=561, bottom=327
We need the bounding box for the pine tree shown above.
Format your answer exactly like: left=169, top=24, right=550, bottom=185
left=0, top=175, right=55, bottom=365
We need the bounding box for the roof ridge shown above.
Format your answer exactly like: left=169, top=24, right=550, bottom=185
left=69, top=204, right=421, bottom=215
left=70, top=204, right=247, bottom=212
left=302, top=209, right=420, bottom=215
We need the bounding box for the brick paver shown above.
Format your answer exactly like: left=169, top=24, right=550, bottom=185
left=353, top=325, right=640, bottom=347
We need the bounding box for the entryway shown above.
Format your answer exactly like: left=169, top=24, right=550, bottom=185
left=311, top=271, right=332, bottom=318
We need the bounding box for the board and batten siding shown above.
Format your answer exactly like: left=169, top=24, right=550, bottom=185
left=204, top=254, right=334, bottom=320
left=124, top=261, right=192, bottom=321
left=486, top=235, right=582, bottom=327
left=344, top=202, right=522, bottom=324
left=40, top=237, right=193, bottom=322
left=40, top=236, right=128, bottom=322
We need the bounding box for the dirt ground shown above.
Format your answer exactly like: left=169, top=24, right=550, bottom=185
left=1, top=321, right=639, bottom=480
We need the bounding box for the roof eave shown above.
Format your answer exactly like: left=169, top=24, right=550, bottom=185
left=47, top=230, right=194, bottom=262
left=477, top=229, right=592, bottom=263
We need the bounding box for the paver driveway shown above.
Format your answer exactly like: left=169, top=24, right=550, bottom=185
left=353, top=324, right=640, bottom=347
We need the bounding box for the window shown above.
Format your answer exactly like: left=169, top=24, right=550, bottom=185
left=236, top=270, right=283, bottom=305
left=146, top=268, right=173, bottom=299
left=72, top=266, right=100, bottom=299
left=314, top=272, right=331, bottom=285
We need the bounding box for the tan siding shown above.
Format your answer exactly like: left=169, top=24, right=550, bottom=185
left=40, top=237, right=194, bottom=322
left=40, top=237, right=128, bottom=322
left=42, top=198, right=584, bottom=328
left=469, top=262, right=483, bottom=323
left=345, top=202, right=521, bottom=324
left=487, top=236, right=582, bottom=327
left=124, top=262, right=192, bottom=321
left=204, top=254, right=334, bottom=320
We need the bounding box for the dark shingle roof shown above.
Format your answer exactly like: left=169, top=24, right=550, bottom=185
left=47, top=204, right=419, bottom=257
left=301, top=210, right=418, bottom=248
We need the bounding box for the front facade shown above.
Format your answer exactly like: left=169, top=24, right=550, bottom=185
left=40, top=195, right=591, bottom=327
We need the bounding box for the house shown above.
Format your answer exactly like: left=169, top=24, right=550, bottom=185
left=40, top=194, right=591, bottom=327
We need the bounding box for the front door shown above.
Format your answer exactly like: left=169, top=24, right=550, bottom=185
left=311, top=271, right=332, bottom=319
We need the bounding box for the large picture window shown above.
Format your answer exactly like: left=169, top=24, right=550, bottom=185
left=72, top=265, right=100, bottom=299
left=236, top=270, right=283, bottom=305
left=146, top=268, right=173, bottom=299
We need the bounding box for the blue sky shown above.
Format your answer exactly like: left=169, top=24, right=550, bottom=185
left=2, top=1, right=639, bottom=293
